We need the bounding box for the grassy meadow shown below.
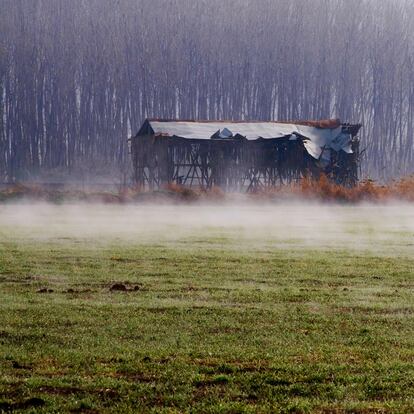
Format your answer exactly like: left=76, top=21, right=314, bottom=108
left=0, top=203, right=413, bottom=413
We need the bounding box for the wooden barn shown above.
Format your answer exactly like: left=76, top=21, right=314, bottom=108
left=130, top=119, right=361, bottom=192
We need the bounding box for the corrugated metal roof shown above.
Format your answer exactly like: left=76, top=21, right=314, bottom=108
left=149, top=120, right=300, bottom=139
left=139, top=119, right=356, bottom=163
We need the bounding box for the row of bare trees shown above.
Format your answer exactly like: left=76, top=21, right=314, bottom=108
left=1, top=0, right=414, bottom=181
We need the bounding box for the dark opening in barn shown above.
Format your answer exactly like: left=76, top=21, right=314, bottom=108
left=131, top=119, right=361, bottom=192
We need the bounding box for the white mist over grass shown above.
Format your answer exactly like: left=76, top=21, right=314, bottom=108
left=0, top=202, right=413, bottom=254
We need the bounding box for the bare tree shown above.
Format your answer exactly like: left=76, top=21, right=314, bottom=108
left=1, top=0, right=413, bottom=182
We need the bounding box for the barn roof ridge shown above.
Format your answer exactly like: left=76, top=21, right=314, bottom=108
left=146, top=118, right=348, bottom=130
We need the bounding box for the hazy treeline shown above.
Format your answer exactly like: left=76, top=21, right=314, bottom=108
left=1, top=0, right=414, bottom=181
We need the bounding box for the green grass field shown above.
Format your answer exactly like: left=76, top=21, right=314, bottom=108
left=0, top=203, right=413, bottom=413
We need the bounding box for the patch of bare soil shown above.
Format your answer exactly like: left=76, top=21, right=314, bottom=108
left=109, top=282, right=142, bottom=292
left=65, top=288, right=92, bottom=294
left=11, top=360, right=32, bottom=370
left=0, top=397, right=45, bottom=411
left=36, top=287, right=54, bottom=293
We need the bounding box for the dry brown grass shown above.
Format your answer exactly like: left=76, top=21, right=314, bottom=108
left=1, top=175, right=414, bottom=203
left=293, top=175, right=414, bottom=203
left=247, top=174, right=414, bottom=203
left=0, top=183, right=123, bottom=203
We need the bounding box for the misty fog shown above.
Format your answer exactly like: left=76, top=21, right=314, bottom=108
left=1, top=202, right=413, bottom=255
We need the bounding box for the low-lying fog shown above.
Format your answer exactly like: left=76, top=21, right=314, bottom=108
left=1, top=202, right=413, bottom=254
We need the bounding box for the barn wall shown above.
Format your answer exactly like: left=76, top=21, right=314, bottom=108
left=132, top=135, right=359, bottom=191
